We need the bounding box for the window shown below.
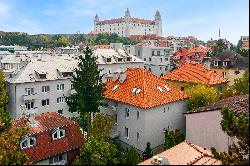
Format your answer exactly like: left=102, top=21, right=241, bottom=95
left=25, top=88, right=34, bottom=95
left=127, top=57, right=131, bottom=61
left=42, top=86, right=50, bottom=93
left=218, top=86, right=223, bottom=94
left=114, top=114, right=118, bottom=124
left=144, top=58, right=146, bottom=61
left=71, top=83, right=74, bottom=90
left=39, top=74, right=46, bottom=79
left=222, top=72, right=227, bottom=78
left=118, top=58, right=123, bottom=62
left=125, top=108, right=129, bottom=119
left=125, top=127, right=129, bottom=138
left=57, top=97, right=64, bottom=104
left=149, top=58, right=152, bottom=62
left=52, top=129, right=65, bottom=140
left=20, top=137, right=36, bottom=149
left=137, top=132, right=139, bottom=141
left=160, top=67, right=162, bottom=71
left=160, top=58, right=162, bottom=62
left=165, top=58, right=168, bottom=61
left=149, top=67, right=151, bottom=72
left=42, top=99, right=49, bottom=106
left=58, top=109, right=63, bottom=114
left=165, top=66, right=168, bottom=71
left=138, top=50, right=140, bottom=56
left=25, top=101, right=34, bottom=110
left=57, top=84, right=64, bottom=91
left=62, top=72, right=73, bottom=77
left=157, top=51, right=160, bottom=56
left=137, top=111, right=139, bottom=120
left=214, top=61, right=218, bottom=66
left=106, top=58, right=112, bottom=62
left=49, top=154, right=64, bottom=165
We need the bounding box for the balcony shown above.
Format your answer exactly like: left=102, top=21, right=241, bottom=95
left=68, top=89, right=76, bottom=95
left=23, top=93, right=38, bottom=101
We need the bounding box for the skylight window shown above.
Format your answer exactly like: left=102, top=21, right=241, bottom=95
left=132, top=87, right=141, bottom=94
left=163, top=85, right=171, bottom=91
left=157, top=86, right=163, bottom=93
left=112, top=84, right=119, bottom=91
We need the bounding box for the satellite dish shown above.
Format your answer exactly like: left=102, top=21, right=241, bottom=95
left=161, top=157, right=170, bottom=165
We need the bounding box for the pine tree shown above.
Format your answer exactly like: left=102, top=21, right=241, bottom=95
left=66, top=46, right=104, bottom=138
left=143, top=142, right=154, bottom=160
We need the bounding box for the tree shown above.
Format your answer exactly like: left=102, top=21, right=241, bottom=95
left=0, top=71, right=30, bottom=165
left=212, top=39, right=228, bottom=56
left=164, top=129, right=185, bottom=150
left=143, top=142, right=154, bottom=160
left=73, top=136, right=119, bottom=165
left=220, top=70, right=249, bottom=99
left=65, top=46, right=104, bottom=138
left=211, top=106, right=249, bottom=165
left=0, top=71, right=8, bottom=109
left=126, top=147, right=141, bottom=165
left=185, top=84, right=219, bottom=110
left=90, top=113, right=114, bottom=140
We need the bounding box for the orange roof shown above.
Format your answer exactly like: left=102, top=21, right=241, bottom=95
left=104, top=68, right=188, bottom=109
left=93, top=45, right=111, bottom=49
left=139, top=141, right=221, bottom=165
left=162, top=63, right=228, bottom=85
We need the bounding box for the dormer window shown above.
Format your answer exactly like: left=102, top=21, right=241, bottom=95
left=20, top=137, right=36, bottom=150
left=106, top=58, right=112, bottom=62
left=118, top=58, right=123, bottom=62
left=39, top=74, right=47, bottom=79
left=223, top=61, right=227, bottom=67
left=52, top=129, right=65, bottom=140
left=62, top=72, right=73, bottom=77
left=127, top=57, right=132, bottom=61
left=214, top=61, right=218, bottom=66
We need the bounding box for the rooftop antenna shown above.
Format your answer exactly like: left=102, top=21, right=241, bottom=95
left=219, top=29, right=221, bottom=39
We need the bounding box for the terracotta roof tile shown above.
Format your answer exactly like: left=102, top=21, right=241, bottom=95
left=138, top=141, right=221, bottom=165
left=104, top=68, right=188, bottom=109
left=162, top=63, right=228, bottom=85
left=12, top=112, right=84, bottom=163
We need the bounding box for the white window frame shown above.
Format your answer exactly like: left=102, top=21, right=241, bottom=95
left=57, top=97, right=64, bottom=104
left=57, top=84, right=64, bottom=91
left=42, top=99, right=50, bottom=106
left=25, top=88, right=34, bottom=95
left=49, top=154, right=65, bottom=165
left=52, top=129, right=66, bottom=140
left=20, top=137, right=36, bottom=150
left=42, top=86, right=50, bottom=93
left=125, top=108, right=130, bottom=119
left=125, top=127, right=129, bottom=139
left=214, top=61, right=218, bottom=66
left=25, top=101, right=34, bottom=110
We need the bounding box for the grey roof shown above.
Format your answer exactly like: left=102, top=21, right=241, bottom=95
left=185, top=95, right=249, bottom=115
left=209, top=51, right=249, bottom=69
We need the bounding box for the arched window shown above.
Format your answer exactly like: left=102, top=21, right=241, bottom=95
left=52, top=129, right=65, bottom=140
left=20, top=137, right=36, bottom=149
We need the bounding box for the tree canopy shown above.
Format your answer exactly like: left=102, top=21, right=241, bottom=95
left=164, top=129, right=185, bottom=150
left=185, top=84, right=219, bottom=110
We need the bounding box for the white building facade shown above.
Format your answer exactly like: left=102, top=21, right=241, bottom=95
left=94, top=8, right=162, bottom=37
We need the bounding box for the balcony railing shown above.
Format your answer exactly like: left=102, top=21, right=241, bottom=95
left=23, top=93, right=38, bottom=101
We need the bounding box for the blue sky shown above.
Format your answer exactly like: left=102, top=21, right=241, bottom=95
left=0, top=0, right=249, bottom=44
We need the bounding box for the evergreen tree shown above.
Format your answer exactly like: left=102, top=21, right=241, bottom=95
left=164, top=129, right=185, bottom=150
left=143, top=142, right=154, bottom=160
left=211, top=106, right=249, bottom=165
left=65, top=46, right=104, bottom=138
left=126, top=147, right=141, bottom=165
left=0, top=71, right=8, bottom=109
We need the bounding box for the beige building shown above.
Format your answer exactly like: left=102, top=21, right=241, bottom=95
left=185, top=95, right=248, bottom=153
left=93, top=8, right=162, bottom=37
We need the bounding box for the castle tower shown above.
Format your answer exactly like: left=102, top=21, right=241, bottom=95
left=124, top=8, right=131, bottom=37
left=94, top=14, right=99, bottom=27
left=124, top=8, right=131, bottom=20
left=154, top=10, right=162, bottom=36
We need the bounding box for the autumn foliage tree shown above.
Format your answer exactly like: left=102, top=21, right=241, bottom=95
left=211, top=106, right=249, bottom=165
left=0, top=70, right=29, bottom=165
left=185, top=84, right=219, bottom=110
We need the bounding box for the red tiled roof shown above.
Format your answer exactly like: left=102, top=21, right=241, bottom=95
left=12, top=112, right=84, bottom=163
left=131, top=18, right=154, bottom=24
left=94, top=45, right=111, bottom=49
left=104, top=68, right=188, bottom=109
left=162, top=63, right=228, bottom=85
left=139, top=140, right=221, bottom=165
left=97, top=18, right=124, bottom=25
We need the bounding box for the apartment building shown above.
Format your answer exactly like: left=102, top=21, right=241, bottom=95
left=166, top=36, right=197, bottom=52
left=5, top=58, right=78, bottom=119
left=101, top=68, right=188, bottom=154
left=92, top=48, right=144, bottom=82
